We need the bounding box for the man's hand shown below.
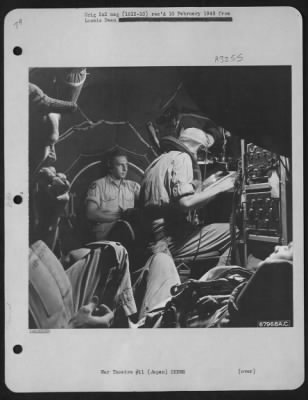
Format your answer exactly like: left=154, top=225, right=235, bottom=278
left=86, top=202, right=123, bottom=223
left=178, top=171, right=236, bottom=211
left=68, top=297, right=114, bottom=328
left=120, top=207, right=136, bottom=221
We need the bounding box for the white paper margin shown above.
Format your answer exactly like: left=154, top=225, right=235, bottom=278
left=4, top=6, right=304, bottom=392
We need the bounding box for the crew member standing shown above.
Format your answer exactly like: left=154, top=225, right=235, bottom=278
left=86, top=149, right=140, bottom=241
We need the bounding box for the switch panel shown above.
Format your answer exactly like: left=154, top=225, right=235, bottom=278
left=246, top=143, right=278, bottom=184
left=246, top=191, right=280, bottom=236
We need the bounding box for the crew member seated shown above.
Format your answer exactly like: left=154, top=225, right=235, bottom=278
left=29, top=235, right=293, bottom=329
left=139, top=117, right=235, bottom=265
left=29, top=240, right=180, bottom=329
left=85, top=149, right=140, bottom=242
left=134, top=242, right=294, bottom=328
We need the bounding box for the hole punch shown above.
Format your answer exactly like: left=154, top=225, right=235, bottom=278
left=13, top=46, right=22, bottom=56
left=13, top=195, right=23, bottom=204
left=13, top=344, right=23, bottom=354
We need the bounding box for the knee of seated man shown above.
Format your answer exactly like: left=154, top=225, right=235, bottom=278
left=149, top=252, right=178, bottom=276
left=203, top=222, right=232, bottom=236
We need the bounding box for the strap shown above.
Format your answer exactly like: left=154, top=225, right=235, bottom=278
left=159, top=136, right=202, bottom=183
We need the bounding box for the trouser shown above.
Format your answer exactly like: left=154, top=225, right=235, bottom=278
left=169, top=223, right=231, bottom=260
left=147, top=213, right=231, bottom=260
left=29, top=240, right=136, bottom=329
left=136, top=264, right=252, bottom=328
left=133, top=253, right=181, bottom=321
left=66, top=242, right=136, bottom=316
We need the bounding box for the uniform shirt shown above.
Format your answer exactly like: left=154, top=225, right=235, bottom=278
left=86, top=175, right=140, bottom=238
left=140, top=151, right=195, bottom=208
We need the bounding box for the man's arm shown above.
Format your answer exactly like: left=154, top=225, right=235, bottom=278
left=178, top=192, right=213, bottom=211
left=178, top=172, right=236, bottom=211
left=86, top=200, right=122, bottom=223
left=134, top=182, right=141, bottom=202
left=29, top=83, right=78, bottom=114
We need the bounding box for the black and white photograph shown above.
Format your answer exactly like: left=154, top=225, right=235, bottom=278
left=28, top=66, right=294, bottom=330
left=4, top=7, right=304, bottom=392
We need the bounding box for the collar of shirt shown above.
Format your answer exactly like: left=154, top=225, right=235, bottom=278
left=107, top=174, right=124, bottom=188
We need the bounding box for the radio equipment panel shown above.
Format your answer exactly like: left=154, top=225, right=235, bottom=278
left=246, top=143, right=278, bottom=184
left=246, top=191, right=280, bottom=236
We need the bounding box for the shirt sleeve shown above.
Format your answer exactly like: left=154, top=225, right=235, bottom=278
left=169, top=153, right=195, bottom=201
left=85, top=181, right=100, bottom=207
left=133, top=182, right=141, bottom=201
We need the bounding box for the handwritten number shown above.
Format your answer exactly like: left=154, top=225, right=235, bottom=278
left=14, top=19, right=22, bottom=29
left=215, top=53, right=243, bottom=63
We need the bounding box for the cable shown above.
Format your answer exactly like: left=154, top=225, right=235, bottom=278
left=160, top=82, right=183, bottom=111
left=77, top=105, right=94, bottom=124
left=57, top=118, right=158, bottom=158
left=229, top=162, right=243, bottom=266
left=192, top=223, right=203, bottom=266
